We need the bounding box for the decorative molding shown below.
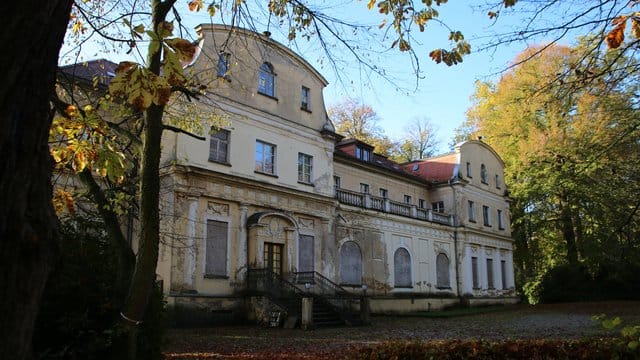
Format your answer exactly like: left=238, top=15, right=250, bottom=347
left=298, top=217, right=315, bottom=230
left=207, top=201, right=229, bottom=216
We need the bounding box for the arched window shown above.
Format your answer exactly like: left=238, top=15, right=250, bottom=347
left=258, top=62, right=275, bottom=97
left=436, top=253, right=450, bottom=288
left=339, top=241, right=362, bottom=285
left=394, top=248, right=411, bottom=288
left=480, top=164, right=488, bottom=184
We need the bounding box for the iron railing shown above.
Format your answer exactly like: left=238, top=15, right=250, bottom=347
left=247, top=268, right=304, bottom=315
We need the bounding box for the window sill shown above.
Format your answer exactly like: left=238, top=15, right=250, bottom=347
left=297, top=181, right=314, bottom=187
left=484, top=224, right=492, bottom=228
left=208, top=159, right=232, bottom=167
left=254, top=170, right=278, bottom=178
left=258, top=91, right=278, bottom=101
left=498, top=227, right=505, bottom=231
left=481, top=181, right=488, bottom=185
left=204, top=274, right=229, bottom=279
left=469, top=219, right=476, bottom=223
left=300, top=107, right=312, bottom=113
left=436, top=286, right=452, bottom=290
left=394, top=286, right=413, bottom=289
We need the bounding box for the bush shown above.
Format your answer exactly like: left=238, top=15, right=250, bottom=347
left=345, top=339, right=638, bottom=360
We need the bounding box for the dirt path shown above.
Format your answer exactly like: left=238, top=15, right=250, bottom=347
left=164, top=301, right=640, bottom=358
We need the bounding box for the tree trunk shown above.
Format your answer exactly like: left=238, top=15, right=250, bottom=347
left=0, top=1, right=72, bottom=359
left=559, top=196, right=579, bottom=265
left=119, top=1, right=175, bottom=358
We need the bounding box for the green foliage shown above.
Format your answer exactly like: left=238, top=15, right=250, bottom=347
left=593, top=315, right=640, bottom=353
left=345, top=338, right=636, bottom=359
left=33, top=216, right=167, bottom=360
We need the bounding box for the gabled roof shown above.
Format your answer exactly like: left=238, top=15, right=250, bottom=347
left=402, top=153, right=459, bottom=183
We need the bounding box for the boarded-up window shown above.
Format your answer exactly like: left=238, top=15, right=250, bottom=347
left=436, top=253, right=450, bottom=288
left=298, top=235, right=314, bottom=273
left=501, top=260, right=507, bottom=289
left=205, top=220, right=228, bottom=277
left=472, top=256, right=479, bottom=289
left=394, top=248, right=412, bottom=288
left=487, top=258, right=494, bottom=289
left=339, top=241, right=362, bottom=285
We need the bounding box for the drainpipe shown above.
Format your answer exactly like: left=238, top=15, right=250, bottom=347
left=449, top=179, right=461, bottom=299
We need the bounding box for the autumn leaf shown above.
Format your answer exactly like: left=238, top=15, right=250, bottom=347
left=632, top=18, right=640, bottom=38
left=165, top=38, right=197, bottom=63
left=606, top=18, right=626, bottom=49
left=188, top=0, right=203, bottom=11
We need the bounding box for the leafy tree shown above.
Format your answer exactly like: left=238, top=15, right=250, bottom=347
left=465, top=42, right=640, bottom=302
left=394, top=117, right=439, bottom=162
left=328, top=97, right=397, bottom=156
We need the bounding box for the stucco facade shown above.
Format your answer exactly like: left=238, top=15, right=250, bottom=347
left=151, top=24, right=517, bottom=320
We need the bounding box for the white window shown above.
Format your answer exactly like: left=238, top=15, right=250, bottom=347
left=404, top=195, right=412, bottom=204
left=379, top=188, right=388, bottom=198
left=255, top=140, right=276, bottom=174
left=205, top=220, right=228, bottom=277
left=301, top=86, right=310, bottom=110
left=258, top=62, right=275, bottom=97
left=468, top=201, right=476, bottom=222
left=432, top=201, right=444, bottom=213
left=487, top=258, right=495, bottom=289
left=418, top=199, right=426, bottom=209
left=297, top=153, right=313, bottom=183
left=436, top=253, right=450, bottom=288
left=334, top=176, right=341, bottom=189
left=394, top=248, right=412, bottom=288
left=209, top=128, right=229, bottom=163
left=360, top=183, right=370, bottom=194
left=483, top=205, right=491, bottom=226
left=481, top=164, right=488, bottom=183
left=217, top=52, right=230, bottom=78
left=339, top=241, right=362, bottom=285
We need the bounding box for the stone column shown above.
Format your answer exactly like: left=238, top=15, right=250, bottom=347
left=462, top=244, right=473, bottom=294
left=495, top=249, right=503, bottom=291
left=184, top=196, right=198, bottom=290
left=238, top=203, right=248, bottom=283
left=301, top=297, right=314, bottom=330
left=479, top=245, right=487, bottom=290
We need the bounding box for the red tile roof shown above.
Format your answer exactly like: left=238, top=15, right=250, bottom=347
left=402, top=153, right=458, bottom=182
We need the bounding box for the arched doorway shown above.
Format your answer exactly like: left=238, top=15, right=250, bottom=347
left=247, top=212, right=298, bottom=274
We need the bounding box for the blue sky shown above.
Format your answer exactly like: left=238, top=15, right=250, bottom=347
left=60, top=1, right=557, bottom=153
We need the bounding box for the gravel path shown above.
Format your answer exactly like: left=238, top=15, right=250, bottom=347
left=165, top=301, right=640, bottom=358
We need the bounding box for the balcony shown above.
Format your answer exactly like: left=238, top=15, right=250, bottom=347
left=335, top=188, right=456, bottom=226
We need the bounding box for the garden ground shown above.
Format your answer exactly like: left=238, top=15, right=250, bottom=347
left=164, top=301, right=640, bottom=359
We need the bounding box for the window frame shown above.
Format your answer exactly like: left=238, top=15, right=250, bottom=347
left=436, top=253, right=451, bottom=289
left=483, top=205, right=491, bottom=226
left=497, top=209, right=504, bottom=230
left=495, top=174, right=501, bottom=189
left=431, top=201, right=445, bottom=213
left=297, top=152, right=313, bottom=184
left=404, top=195, right=412, bottom=204
left=217, top=52, right=231, bottom=79
left=393, top=247, right=412, bottom=288
left=255, top=140, right=277, bottom=175
left=379, top=188, right=388, bottom=198
left=300, top=85, right=311, bottom=111
left=468, top=200, right=476, bottom=222
left=471, top=256, right=480, bottom=289
left=487, top=258, right=495, bottom=289
left=418, top=199, right=426, bottom=209
left=334, top=175, right=341, bottom=189
left=466, top=162, right=472, bottom=178
left=204, top=219, right=229, bottom=278
left=356, top=146, right=372, bottom=162
left=360, top=183, right=370, bottom=194
left=257, top=62, right=276, bottom=98
left=480, top=164, right=488, bottom=184
left=208, top=128, right=230, bottom=164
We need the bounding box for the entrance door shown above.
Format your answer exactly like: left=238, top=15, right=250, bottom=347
left=264, top=242, right=284, bottom=275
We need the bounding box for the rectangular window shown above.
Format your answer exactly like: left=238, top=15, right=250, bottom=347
left=258, top=63, right=275, bottom=97
left=298, top=235, right=314, bottom=273
left=471, top=257, right=479, bottom=289
left=431, top=201, right=445, bottom=213
left=297, top=153, right=313, bottom=183
left=301, top=86, right=310, bottom=111
left=334, top=176, right=341, bottom=189
left=487, top=258, right=494, bottom=289
left=356, top=146, right=372, bottom=161
left=468, top=201, right=476, bottom=222
left=495, top=174, right=501, bottom=189
left=501, top=260, right=507, bottom=289
left=255, top=140, right=276, bottom=174
left=498, top=209, right=504, bottom=230
left=483, top=205, right=491, bottom=226
left=205, top=220, right=228, bottom=277
left=379, top=188, right=388, bottom=198
left=217, top=52, right=230, bottom=78
left=360, top=183, right=370, bottom=194
left=418, top=199, right=426, bottom=209
left=466, top=162, right=472, bottom=177
left=404, top=195, right=412, bottom=204
left=209, top=128, right=230, bottom=163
